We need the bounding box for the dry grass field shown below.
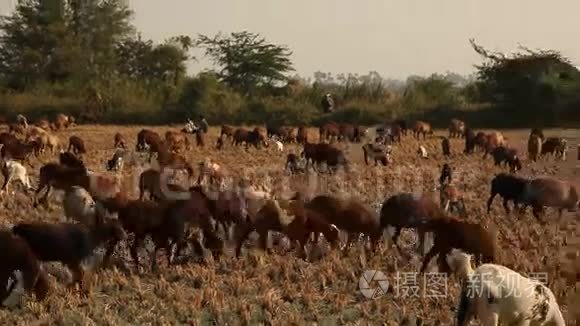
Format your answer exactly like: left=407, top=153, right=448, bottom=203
left=0, top=124, right=578, bottom=325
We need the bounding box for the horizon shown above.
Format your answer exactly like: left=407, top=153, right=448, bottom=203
left=2, top=0, right=579, bottom=81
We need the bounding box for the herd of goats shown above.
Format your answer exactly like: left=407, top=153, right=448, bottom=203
left=0, top=113, right=577, bottom=325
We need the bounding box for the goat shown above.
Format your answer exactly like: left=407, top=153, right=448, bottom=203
left=63, top=186, right=103, bottom=226
left=0, top=231, right=49, bottom=306
left=419, top=218, right=495, bottom=273
left=487, top=173, right=529, bottom=214
left=12, top=221, right=126, bottom=289
left=67, top=135, right=86, bottom=155
left=114, top=132, right=126, bottom=149
left=1, top=159, right=34, bottom=195
left=448, top=250, right=565, bottom=326
left=59, top=151, right=85, bottom=170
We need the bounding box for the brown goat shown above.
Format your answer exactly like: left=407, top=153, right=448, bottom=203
left=34, top=163, right=119, bottom=206
left=98, top=193, right=168, bottom=268
left=234, top=197, right=340, bottom=259
left=0, top=140, right=36, bottom=164
left=160, top=186, right=223, bottom=263
left=220, top=125, right=235, bottom=141
left=413, top=121, right=433, bottom=140
left=165, top=130, right=191, bottom=153
left=35, top=119, right=52, bottom=131
left=136, top=129, right=162, bottom=152
left=0, top=132, right=18, bottom=147
left=319, top=122, right=340, bottom=142
left=297, top=126, right=308, bottom=144
left=474, top=132, right=487, bottom=152
left=212, top=189, right=247, bottom=239
left=527, top=134, right=542, bottom=162
left=362, top=143, right=389, bottom=166
left=541, top=137, right=567, bottom=160
left=138, top=168, right=188, bottom=201
left=68, top=135, right=87, bottom=155
left=483, top=131, right=506, bottom=158
left=156, top=149, right=195, bottom=179
left=301, top=142, right=349, bottom=172
left=380, top=193, right=445, bottom=255
left=448, top=119, right=466, bottom=138
left=519, top=176, right=579, bottom=220
left=233, top=128, right=268, bottom=148
left=53, top=114, right=72, bottom=130
left=114, top=133, right=126, bottom=149
left=34, top=164, right=88, bottom=207
left=306, top=195, right=381, bottom=254
left=439, top=184, right=467, bottom=218
left=419, top=218, right=495, bottom=273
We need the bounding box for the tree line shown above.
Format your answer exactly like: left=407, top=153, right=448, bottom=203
left=1, top=0, right=579, bottom=127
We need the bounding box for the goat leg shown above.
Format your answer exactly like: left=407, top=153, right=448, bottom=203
left=342, top=233, right=354, bottom=256
left=390, top=227, right=404, bottom=252
left=502, top=198, right=510, bottom=214
left=66, top=262, right=84, bottom=290
left=43, top=185, right=52, bottom=206
left=0, top=175, right=9, bottom=194
left=130, top=237, right=144, bottom=267
left=102, top=241, right=117, bottom=266
left=420, top=246, right=439, bottom=273
left=150, top=246, right=161, bottom=272
left=33, top=185, right=45, bottom=207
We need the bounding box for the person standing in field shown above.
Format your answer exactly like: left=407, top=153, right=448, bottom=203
left=199, top=115, right=209, bottom=134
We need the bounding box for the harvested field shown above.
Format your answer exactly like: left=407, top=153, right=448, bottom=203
left=0, top=124, right=578, bottom=325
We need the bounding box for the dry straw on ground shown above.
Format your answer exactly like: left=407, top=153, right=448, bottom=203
left=0, top=125, right=578, bottom=325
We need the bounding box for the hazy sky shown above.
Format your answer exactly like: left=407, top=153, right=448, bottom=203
left=2, top=0, right=580, bottom=80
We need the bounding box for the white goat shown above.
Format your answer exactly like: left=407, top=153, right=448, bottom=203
left=273, top=140, right=284, bottom=152
left=242, top=184, right=272, bottom=219
left=447, top=250, right=565, bottom=326
left=1, top=159, right=34, bottom=195
left=63, top=186, right=103, bottom=226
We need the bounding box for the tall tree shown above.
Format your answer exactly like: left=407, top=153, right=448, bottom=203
left=0, top=0, right=134, bottom=89
left=197, top=31, right=294, bottom=95
left=470, top=38, right=580, bottom=107
left=0, top=0, right=80, bottom=88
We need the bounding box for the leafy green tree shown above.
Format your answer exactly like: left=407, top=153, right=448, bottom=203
left=69, top=0, right=134, bottom=80
left=470, top=38, right=580, bottom=108
left=403, top=74, right=460, bottom=110
left=0, top=0, right=74, bottom=89
left=197, top=31, right=294, bottom=95
left=0, top=0, right=134, bottom=89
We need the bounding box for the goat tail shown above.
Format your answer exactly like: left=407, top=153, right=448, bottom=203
left=456, top=284, right=471, bottom=326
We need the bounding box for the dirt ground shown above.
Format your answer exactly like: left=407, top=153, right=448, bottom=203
left=0, top=125, right=578, bottom=325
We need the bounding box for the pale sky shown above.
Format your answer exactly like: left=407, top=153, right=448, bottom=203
left=2, top=0, right=580, bottom=80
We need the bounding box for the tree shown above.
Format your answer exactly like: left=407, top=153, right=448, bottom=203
left=197, top=31, right=294, bottom=95
left=0, top=0, right=78, bottom=89
left=115, top=35, right=189, bottom=89
left=470, top=38, right=580, bottom=108
left=0, top=0, right=134, bottom=90
left=403, top=74, right=460, bottom=110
